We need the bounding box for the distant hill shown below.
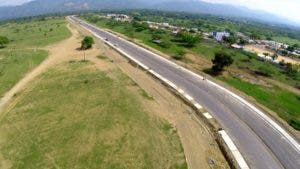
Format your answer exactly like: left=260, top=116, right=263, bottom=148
left=0, top=0, right=296, bottom=26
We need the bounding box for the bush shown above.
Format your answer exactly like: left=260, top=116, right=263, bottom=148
left=211, top=51, right=233, bottom=72
left=172, top=49, right=185, bottom=60
left=255, top=66, right=272, bottom=77
left=81, top=36, right=94, bottom=50
left=176, top=32, right=199, bottom=47
left=289, top=119, right=300, bottom=130
left=223, top=36, right=237, bottom=44
left=0, top=36, right=9, bottom=48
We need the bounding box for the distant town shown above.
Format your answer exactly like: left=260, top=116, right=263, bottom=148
left=105, top=13, right=300, bottom=66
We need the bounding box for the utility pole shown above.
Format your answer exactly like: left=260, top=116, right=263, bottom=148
left=83, top=51, right=86, bottom=61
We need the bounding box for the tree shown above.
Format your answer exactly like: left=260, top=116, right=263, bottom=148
left=239, top=38, right=248, bottom=45
left=223, top=36, right=237, bottom=44
left=176, top=32, right=199, bottom=47
left=81, top=36, right=94, bottom=50
left=287, top=45, right=295, bottom=52
left=271, top=53, right=278, bottom=60
left=211, top=51, right=233, bottom=72
left=285, top=63, right=297, bottom=79
left=0, top=36, right=9, bottom=48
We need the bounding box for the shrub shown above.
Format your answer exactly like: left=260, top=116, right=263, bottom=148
left=0, top=36, right=9, bottom=48
left=81, top=36, right=94, bottom=50
left=211, top=51, right=233, bottom=72
left=172, top=49, right=185, bottom=60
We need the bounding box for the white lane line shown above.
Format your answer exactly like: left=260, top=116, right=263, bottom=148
left=193, top=102, right=203, bottom=110
left=219, top=130, right=250, bottom=169
left=203, top=112, right=213, bottom=119
left=178, top=89, right=185, bottom=94
left=184, top=94, right=194, bottom=102
left=207, top=80, right=300, bottom=152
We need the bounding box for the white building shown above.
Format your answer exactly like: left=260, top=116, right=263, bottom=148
left=212, top=31, right=230, bottom=41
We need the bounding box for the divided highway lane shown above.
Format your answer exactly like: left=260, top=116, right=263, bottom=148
left=69, top=16, right=300, bottom=169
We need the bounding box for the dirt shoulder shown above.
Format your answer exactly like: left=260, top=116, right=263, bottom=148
left=70, top=22, right=229, bottom=169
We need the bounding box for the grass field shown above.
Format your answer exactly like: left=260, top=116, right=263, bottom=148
left=273, top=36, right=300, bottom=46
left=0, top=61, right=187, bottom=169
left=0, top=18, right=71, bottom=48
left=219, top=76, right=300, bottom=130
left=0, top=17, right=71, bottom=97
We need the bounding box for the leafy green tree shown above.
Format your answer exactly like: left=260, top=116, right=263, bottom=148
left=0, top=36, right=9, bottom=48
left=211, top=51, right=233, bottom=72
left=285, top=63, right=297, bottom=79
left=287, top=45, right=295, bottom=52
left=81, top=36, right=94, bottom=50
left=250, top=32, right=261, bottom=40
left=176, top=32, right=199, bottom=47
left=239, top=38, right=248, bottom=45
left=223, top=36, right=237, bottom=44
left=133, top=22, right=148, bottom=32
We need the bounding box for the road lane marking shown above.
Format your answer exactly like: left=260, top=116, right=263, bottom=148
left=219, top=130, right=250, bottom=169
left=203, top=112, right=213, bottom=119
left=193, top=102, right=203, bottom=110
left=183, top=94, right=194, bottom=102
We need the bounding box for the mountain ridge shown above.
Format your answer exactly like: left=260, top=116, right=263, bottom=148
left=0, top=0, right=297, bottom=27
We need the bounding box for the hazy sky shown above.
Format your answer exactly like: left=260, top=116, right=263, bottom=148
left=0, top=0, right=299, bottom=23
left=202, top=0, right=300, bottom=24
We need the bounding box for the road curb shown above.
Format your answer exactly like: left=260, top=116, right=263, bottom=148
left=68, top=16, right=250, bottom=169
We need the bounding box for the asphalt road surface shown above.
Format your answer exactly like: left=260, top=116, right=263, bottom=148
left=68, top=16, right=300, bottom=169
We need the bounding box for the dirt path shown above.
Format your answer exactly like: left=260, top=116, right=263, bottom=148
left=0, top=24, right=99, bottom=115
left=0, top=21, right=229, bottom=169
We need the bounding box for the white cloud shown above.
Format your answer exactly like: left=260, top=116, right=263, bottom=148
left=0, top=0, right=32, bottom=6
left=201, top=0, right=300, bottom=24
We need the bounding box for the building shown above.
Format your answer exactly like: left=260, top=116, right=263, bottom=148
left=212, top=31, right=230, bottom=41
left=106, top=14, right=131, bottom=22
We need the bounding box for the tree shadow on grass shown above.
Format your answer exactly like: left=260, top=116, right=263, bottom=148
left=203, top=68, right=222, bottom=76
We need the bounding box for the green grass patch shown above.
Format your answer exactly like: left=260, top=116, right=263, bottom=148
left=0, top=61, right=187, bottom=168
left=0, top=17, right=71, bottom=96
left=0, top=49, right=48, bottom=97
left=272, top=36, right=300, bottom=46
left=0, top=18, right=71, bottom=48
left=219, top=76, right=300, bottom=130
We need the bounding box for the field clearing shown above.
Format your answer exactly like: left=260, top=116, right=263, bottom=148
left=0, top=17, right=71, bottom=98
left=0, top=61, right=187, bottom=169
left=243, top=45, right=300, bottom=64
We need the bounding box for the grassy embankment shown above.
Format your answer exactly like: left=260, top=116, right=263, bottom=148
left=0, top=17, right=71, bottom=97
left=81, top=14, right=300, bottom=130
left=219, top=77, right=300, bottom=130
left=0, top=61, right=187, bottom=169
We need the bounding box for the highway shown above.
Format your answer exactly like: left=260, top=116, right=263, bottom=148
left=68, top=16, right=300, bottom=169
